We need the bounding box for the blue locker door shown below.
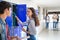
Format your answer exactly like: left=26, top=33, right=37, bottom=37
left=16, top=4, right=26, bottom=22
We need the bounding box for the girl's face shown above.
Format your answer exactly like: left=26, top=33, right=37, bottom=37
left=27, top=9, right=33, bottom=17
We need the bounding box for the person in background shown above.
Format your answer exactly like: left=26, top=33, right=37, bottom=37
left=52, top=13, right=58, bottom=29
left=44, top=13, right=50, bottom=29
left=26, top=7, right=40, bottom=40
left=56, top=14, right=59, bottom=29
left=0, top=1, right=11, bottom=40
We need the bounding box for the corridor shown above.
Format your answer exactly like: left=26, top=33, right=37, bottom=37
left=0, top=0, right=60, bottom=40
left=37, top=29, right=60, bottom=40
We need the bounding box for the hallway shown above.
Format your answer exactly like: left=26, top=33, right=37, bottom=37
left=37, top=29, right=60, bottom=40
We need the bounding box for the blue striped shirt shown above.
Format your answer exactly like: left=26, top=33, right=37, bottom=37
left=0, top=18, right=7, bottom=40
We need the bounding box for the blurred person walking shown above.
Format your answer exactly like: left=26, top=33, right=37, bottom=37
left=52, top=13, right=58, bottom=29
left=44, top=13, right=50, bottom=29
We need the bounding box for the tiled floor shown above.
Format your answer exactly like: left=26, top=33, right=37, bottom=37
left=36, top=29, right=60, bottom=40
left=22, top=26, right=60, bottom=40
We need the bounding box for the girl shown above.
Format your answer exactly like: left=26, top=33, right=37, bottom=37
left=15, top=7, right=40, bottom=40
left=27, top=7, right=40, bottom=40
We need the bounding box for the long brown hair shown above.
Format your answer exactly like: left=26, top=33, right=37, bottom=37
left=28, top=7, right=40, bottom=26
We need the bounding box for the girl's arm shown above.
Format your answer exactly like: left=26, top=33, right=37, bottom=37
left=22, top=28, right=30, bottom=34
left=15, top=16, right=30, bottom=34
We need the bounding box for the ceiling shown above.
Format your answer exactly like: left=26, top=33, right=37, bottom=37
left=4, top=0, right=60, bottom=8
left=36, top=0, right=60, bottom=7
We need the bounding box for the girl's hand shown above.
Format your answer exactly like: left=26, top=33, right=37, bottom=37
left=26, top=31, right=30, bottom=34
left=22, top=28, right=30, bottom=34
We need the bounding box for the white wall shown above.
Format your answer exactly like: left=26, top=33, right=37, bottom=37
left=38, top=7, right=46, bottom=33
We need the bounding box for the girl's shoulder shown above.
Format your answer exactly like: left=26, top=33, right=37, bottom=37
left=30, top=18, right=34, bottom=22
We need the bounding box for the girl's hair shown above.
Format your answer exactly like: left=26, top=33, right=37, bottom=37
left=28, top=7, right=40, bottom=26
